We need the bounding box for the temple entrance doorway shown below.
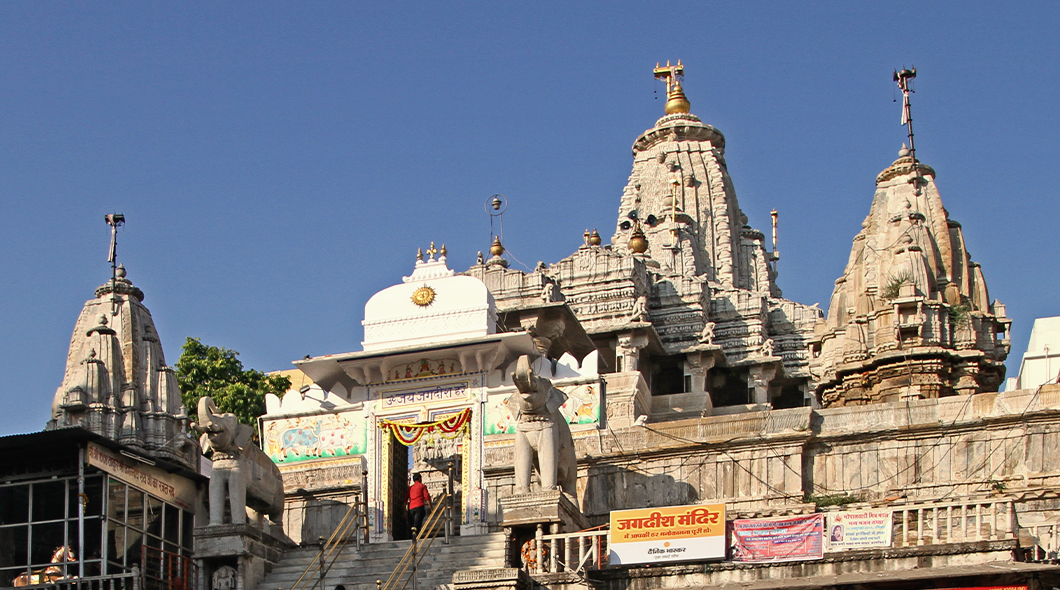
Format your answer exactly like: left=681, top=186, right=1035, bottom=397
left=386, top=433, right=410, bottom=540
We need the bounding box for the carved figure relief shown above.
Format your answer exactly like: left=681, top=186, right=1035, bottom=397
left=630, top=295, right=649, bottom=322
left=211, top=566, right=237, bottom=590
left=699, top=321, right=716, bottom=344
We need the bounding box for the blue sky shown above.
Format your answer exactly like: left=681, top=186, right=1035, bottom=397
left=1, top=2, right=1057, bottom=435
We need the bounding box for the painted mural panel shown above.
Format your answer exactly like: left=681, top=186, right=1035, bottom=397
left=385, top=358, right=461, bottom=382
left=264, top=409, right=368, bottom=464
left=484, top=381, right=602, bottom=435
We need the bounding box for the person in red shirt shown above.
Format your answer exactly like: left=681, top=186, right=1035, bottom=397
left=407, top=472, right=431, bottom=534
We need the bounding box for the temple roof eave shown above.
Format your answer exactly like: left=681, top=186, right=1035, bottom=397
left=632, top=113, right=726, bottom=155
left=294, top=331, right=540, bottom=390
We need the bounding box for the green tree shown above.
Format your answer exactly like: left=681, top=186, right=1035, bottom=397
left=176, top=337, right=291, bottom=429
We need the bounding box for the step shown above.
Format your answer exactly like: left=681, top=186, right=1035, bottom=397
left=256, top=534, right=509, bottom=590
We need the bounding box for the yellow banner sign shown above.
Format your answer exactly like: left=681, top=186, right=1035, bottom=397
left=609, top=504, right=726, bottom=564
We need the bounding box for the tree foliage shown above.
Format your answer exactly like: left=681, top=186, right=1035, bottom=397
left=176, top=337, right=291, bottom=429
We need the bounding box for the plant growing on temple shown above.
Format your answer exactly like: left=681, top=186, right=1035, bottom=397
left=881, top=269, right=914, bottom=301
left=176, top=337, right=291, bottom=429
left=948, top=301, right=972, bottom=329
left=805, top=493, right=861, bottom=509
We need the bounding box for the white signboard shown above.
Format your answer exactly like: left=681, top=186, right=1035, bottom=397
left=87, top=442, right=198, bottom=511
left=825, top=509, right=893, bottom=551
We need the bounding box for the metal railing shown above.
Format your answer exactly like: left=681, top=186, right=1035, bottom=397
left=525, top=527, right=609, bottom=575
left=379, top=492, right=451, bottom=590
left=9, top=571, right=140, bottom=590
left=288, top=490, right=370, bottom=590
left=891, top=498, right=1016, bottom=546
left=142, top=546, right=195, bottom=590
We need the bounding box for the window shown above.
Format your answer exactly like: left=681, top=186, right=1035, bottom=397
left=0, top=472, right=194, bottom=588
left=0, top=475, right=106, bottom=586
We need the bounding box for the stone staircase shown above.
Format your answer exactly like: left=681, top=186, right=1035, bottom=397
left=255, top=533, right=509, bottom=590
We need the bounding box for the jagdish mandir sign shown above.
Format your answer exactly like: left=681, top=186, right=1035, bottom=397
left=609, top=503, right=726, bottom=564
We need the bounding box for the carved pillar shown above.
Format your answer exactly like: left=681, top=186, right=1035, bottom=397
left=615, top=333, right=648, bottom=373
left=685, top=351, right=717, bottom=415
left=747, top=364, right=777, bottom=406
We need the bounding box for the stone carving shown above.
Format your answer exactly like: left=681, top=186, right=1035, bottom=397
left=630, top=295, right=648, bottom=322
left=760, top=338, right=774, bottom=357
left=541, top=282, right=555, bottom=303
left=507, top=355, right=577, bottom=496
left=211, top=566, right=237, bottom=590
left=195, top=397, right=285, bottom=526
left=699, top=321, right=716, bottom=344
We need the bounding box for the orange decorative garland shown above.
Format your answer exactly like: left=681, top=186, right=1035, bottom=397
left=378, top=408, right=471, bottom=446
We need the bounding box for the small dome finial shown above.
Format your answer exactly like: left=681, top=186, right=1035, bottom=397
left=589, top=228, right=602, bottom=246
left=487, top=237, right=508, bottom=268
left=628, top=222, right=649, bottom=254
left=899, top=143, right=910, bottom=158
left=665, top=80, right=691, bottom=114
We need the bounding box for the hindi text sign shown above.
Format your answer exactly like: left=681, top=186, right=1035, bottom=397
left=609, top=504, right=726, bottom=564
left=826, top=509, right=893, bottom=550
left=730, top=514, right=824, bottom=563
left=87, top=442, right=197, bottom=511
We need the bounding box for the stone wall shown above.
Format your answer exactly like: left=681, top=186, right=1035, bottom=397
left=480, top=385, right=1060, bottom=528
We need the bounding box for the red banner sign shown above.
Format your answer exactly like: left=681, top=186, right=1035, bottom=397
left=730, top=513, right=824, bottom=563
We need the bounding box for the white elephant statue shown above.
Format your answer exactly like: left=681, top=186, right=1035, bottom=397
left=195, top=397, right=284, bottom=526
left=507, top=355, right=577, bottom=496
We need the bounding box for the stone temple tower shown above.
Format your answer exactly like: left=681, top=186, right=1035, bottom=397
left=48, top=265, right=199, bottom=469
left=469, top=62, right=822, bottom=415
left=809, top=146, right=1012, bottom=406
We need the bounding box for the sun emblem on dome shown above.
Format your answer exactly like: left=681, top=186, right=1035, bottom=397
left=411, top=285, right=436, bottom=307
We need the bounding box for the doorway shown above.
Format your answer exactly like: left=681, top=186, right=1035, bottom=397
left=387, top=433, right=410, bottom=540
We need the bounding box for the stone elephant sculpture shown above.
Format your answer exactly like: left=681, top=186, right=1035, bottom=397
left=507, top=355, right=577, bottom=496
left=195, top=397, right=285, bottom=526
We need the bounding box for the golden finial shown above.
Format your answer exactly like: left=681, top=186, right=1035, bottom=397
left=440, top=243, right=447, bottom=257
left=583, top=229, right=591, bottom=246
left=417, top=247, right=424, bottom=261
left=427, top=241, right=438, bottom=260
left=589, top=229, right=602, bottom=246
left=490, top=236, right=504, bottom=256
left=653, top=60, right=690, bottom=114
left=628, top=222, right=648, bottom=254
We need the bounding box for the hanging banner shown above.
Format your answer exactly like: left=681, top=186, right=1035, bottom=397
left=379, top=407, right=471, bottom=446
left=730, top=513, right=824, bottom=563
left=609, top=504, right=726, bottom=565
left=825, top=509, right=893, bottom=551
